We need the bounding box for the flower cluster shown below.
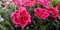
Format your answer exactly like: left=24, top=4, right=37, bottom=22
left=34, top=7, right=58, bottom=20
left=12, top=0, right=35, bottom=7
left=10, top=0, right=59, bottom=28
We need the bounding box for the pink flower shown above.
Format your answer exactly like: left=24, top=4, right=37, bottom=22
left=34, top=0, right=51, bottom=8
left=11, top=0, right=35, bottom=7
left=34, top=7, right=58, bottom=20
left=34, top=8, right=49, bottom=19
left=1, top=2, right=9, bottom=7
left=47, top=7, right=58, bottom=20
left=10, top=7, right=31, bottom=28
left=23, top=0, right=35, bottom=7
left=56, top=4, right=60, bottom=10
left=12, top=0, right=22, bottom=8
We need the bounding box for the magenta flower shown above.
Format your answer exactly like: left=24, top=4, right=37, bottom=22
left=23, top=0, right=35, bottom=7
left=34, top=7, right=58, bottom=20
left=34, top=8, right=49, bottom=19
left=56, top=4, right=60, bottom=10
left=10, top=7, right=31, bottom=28
left=47, top=7, right=58, bottom=20
left=34, top=0, right=51, bottom=8
left=12, top=0, right=22, bottom=8
left=11, top=0, right=35, bottom=7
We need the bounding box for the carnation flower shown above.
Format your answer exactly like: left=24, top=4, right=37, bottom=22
left=56, top=4, right=60, bottom=10
left=34, top=0, right=51, bottom=8
left=47, top=7, right=58, bottom=20
left=10, top=7, right=31, bottom=28
left=12, top=0, right=22, bottom=8
left=34, top=8, right=49, bottom=19
left=23, top=0, right=35, bottom=7
left=11, top=0, right=35, bottom=7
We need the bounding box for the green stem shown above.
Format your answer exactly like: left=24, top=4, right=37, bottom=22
left=0, top=24, right=8, bottom=30
left=36, top=3, right=40, bottom=7
left=6, top=20, right=14, bottom=30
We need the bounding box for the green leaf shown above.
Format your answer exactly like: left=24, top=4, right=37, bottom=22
left=40, top=23, right=50, bottom=30
left=0, top=24, right=8, bottom=30
left=49, top=0, right=59, bottom=7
